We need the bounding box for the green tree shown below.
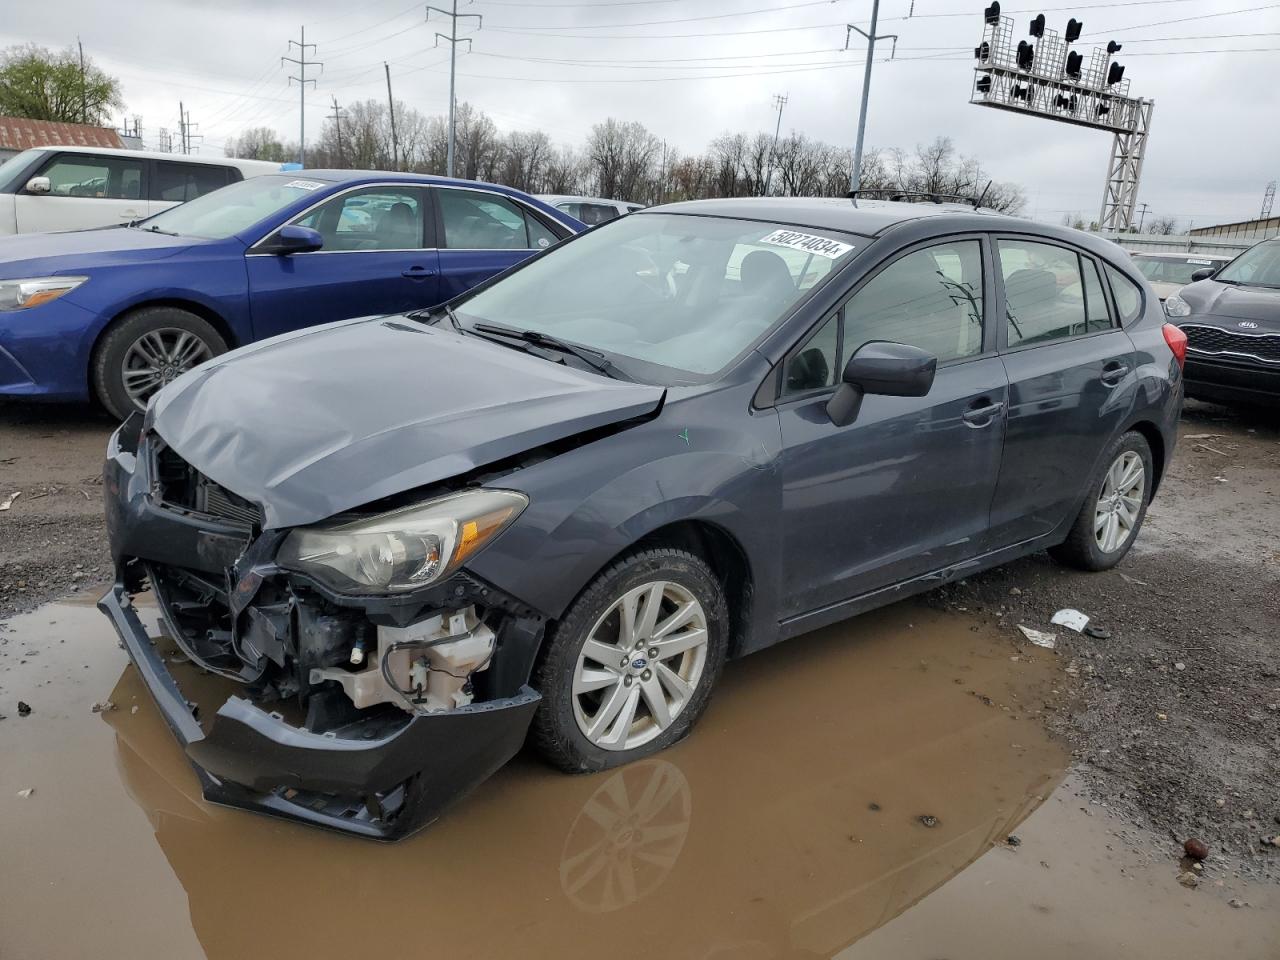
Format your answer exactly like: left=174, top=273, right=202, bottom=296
left=0, top=43, right=123, bottom=125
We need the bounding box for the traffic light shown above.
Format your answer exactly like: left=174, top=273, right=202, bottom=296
left=1017, top=40, right=1034, bottom=70
left=1096, top=101, right=1111, bottom=117
left=1012, top=83, right=1030, bottom=101
left=1107, top=40, right=1122, bottom=54
left=1029, top=14, right=1045, bottom=38
left=976, top=75, right=993, bottom=94
left=1055, top=93, right=1078, bottom=112
left=975, top=41, right=991, bottom=62
left=1065, top=18, right=1082, bottom=43
left=1107, top=61, right=1125, bottom=85
left=1065, top=51, right=1083, bottom=78
left=984, top=2, right=1001, bottom=24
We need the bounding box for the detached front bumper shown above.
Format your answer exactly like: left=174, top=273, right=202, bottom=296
left=99, top=416, right=541, bottom=840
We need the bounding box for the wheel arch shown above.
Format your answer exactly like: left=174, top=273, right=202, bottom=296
left=88, top=297, right=238, bottom=383
left=1125, top=418, right=1166, bottom=496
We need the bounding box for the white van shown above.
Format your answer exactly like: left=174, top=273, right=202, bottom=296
left=0, top=147, right=290, bottom=234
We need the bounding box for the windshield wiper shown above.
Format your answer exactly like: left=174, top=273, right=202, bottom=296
left=142, top=224, right=178, bottom=236
left=470, top=322, right=624, bottom=379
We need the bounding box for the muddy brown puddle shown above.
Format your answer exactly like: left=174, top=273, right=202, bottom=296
left=2, top=592, right=1276, bottom=959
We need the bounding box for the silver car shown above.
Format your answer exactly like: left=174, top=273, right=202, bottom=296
left=1131, top=252, right=1231, bottom=301
left=537, top=194, right=643, bottom=226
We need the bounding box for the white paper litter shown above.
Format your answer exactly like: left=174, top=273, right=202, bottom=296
left=0, top=491, right=20, bottom=511
left=1050, top=608, right=1090, bottom=632
left=1017, top=625, right=1057, bottom=649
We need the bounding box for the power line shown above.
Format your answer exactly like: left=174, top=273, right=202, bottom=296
left=491, top=0, right=835, bottom=31
left=282, top=25, right=322, bottom=166
left=429, top=1, right=483, bottom=177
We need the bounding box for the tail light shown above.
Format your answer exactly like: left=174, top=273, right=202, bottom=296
left=1162, top=323, right=1187, bottom=370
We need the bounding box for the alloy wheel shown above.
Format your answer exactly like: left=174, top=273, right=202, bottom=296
left=572, top=580, right=710, bottom=751
left=1094, top=450, right=1145, bottom=553
left=121, top=327, right=213, bottom=409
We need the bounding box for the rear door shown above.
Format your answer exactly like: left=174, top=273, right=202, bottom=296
left=149, top=160, right=236, bottom=216
left=433, top=186, right=563, bottom=299
left=987, top=236, right=1137, bottom=547
left=776, top=235, right=1009, bottom=617
left=245, top=184, right=440, bottom=341
left=14, top=152, right=145, bottom=231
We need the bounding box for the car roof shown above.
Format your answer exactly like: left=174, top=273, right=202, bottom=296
left=642, top=197, right=1018, bottom=237
left=25, top=145, right=282, bottom=172
left=537, top=194, right=635, bottom=206
left=1131, top=251, right=1231, bottom=260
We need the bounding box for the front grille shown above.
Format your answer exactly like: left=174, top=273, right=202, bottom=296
left=153, top=443, right=264, bottom=529
left=1183, top=324, right=1280, bottom=364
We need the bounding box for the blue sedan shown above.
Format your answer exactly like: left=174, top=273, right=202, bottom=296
left=0, top=171, right=582, bottom=417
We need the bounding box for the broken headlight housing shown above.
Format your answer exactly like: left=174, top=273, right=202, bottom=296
left=277, top=489, right=528, bottom=595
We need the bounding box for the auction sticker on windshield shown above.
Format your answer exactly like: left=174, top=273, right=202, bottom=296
left=284, top=179, right=326, bottom=191
left=760, top=229, right=854, bottom=260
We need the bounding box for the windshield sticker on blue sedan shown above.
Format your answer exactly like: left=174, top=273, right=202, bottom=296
left=284, top=179, right=326, bottom=191
left=760, top=230, right=854, bottom=260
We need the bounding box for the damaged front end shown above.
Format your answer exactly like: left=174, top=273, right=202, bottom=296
left=99, top=414, right=544, bottom=840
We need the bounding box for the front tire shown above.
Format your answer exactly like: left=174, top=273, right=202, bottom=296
left=1050, top=430, right=1153, bottom=571
left=530, top=547, right=730, bottom=773
left=92, top=307, right=227, bottom=419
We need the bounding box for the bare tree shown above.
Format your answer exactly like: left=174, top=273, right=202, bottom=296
left=586, top=119, right=660, bottom=201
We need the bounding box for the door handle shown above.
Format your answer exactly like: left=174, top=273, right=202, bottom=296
left=962, top=399, right=1005, bottom=427
left=1100, top=362, right=1130, bottom=386
left=402, top=266, right=437, bottom=279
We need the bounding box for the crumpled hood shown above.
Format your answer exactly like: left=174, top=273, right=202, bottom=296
left=150, top=317, right=665, bottom=529
left=0, top=226, right=199, bottom=277
left=1180, top=280, right=1280, bottom=327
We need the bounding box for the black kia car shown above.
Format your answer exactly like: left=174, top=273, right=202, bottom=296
left=1165, top=237, right=1280, bottom=406
left=99, top=197, right=1185, bottom=839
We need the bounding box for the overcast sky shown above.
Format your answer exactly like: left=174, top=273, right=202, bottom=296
left=3, top=0, right=1277, bottom=226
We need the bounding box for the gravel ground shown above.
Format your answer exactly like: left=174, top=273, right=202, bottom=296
left=2, top=394, right=1278, bottom=883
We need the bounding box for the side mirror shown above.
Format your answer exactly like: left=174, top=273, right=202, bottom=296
left=24, top=176, right=51, bottom=195
left=826, top=341, right=937, bottom=427
left=1189, top=267, right=1216, bottom=283
left=265, top=224, right=324, bottom=255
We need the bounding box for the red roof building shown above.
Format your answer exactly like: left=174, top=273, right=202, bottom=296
left=0, top=116, right=124, bottom=158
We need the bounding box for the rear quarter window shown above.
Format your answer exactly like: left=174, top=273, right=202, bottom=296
left=1105, top=264, right=1144, bottom=324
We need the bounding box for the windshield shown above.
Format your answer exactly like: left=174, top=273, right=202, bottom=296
left=1134, top=256, right=1223, bottom=285
left=454, top=213, right=863, bottom=382
left=139, top=174, right=330, bottom=239
left=0, top=149, right=41, bottom=189
left=1216, top=241, right=1280, bottom=288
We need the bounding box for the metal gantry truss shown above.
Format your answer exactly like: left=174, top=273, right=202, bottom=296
left=970, top=13, right=1154, bottom=230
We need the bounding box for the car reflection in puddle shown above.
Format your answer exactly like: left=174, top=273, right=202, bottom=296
left=96, top=600, right=1065, bottom=959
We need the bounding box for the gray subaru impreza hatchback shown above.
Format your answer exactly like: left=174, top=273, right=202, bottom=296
left=99, top=197, right=1183, bottom=838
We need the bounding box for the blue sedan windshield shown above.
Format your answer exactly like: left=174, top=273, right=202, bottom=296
left=455, top=213, right=864, bottom=381
left=140, top=174, right=330, bottom=240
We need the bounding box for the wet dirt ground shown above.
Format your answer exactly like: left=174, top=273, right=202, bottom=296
left=4, top=594, right=1275, bottom=960
left=2, top=397, right=1279, bottom=957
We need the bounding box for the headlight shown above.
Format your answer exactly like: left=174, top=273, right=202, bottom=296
left=1163, top=294, right=1192, bottom=318
left=0, top=276, right=88, bottom=311
left=277, top=489, right=528, bottom=594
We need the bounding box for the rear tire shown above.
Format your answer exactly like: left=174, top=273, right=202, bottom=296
left=530, top=547, right=729, bottom=774
left=1049, top=430, right=1153, bottom=571
left=92, top=307, right=227, bottom=419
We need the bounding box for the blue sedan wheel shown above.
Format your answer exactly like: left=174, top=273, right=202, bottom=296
left=93, top=306, right=227, bottom=419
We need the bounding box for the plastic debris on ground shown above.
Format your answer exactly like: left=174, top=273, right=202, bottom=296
left=0, top=491, right=19, bottom=511
left=1017, top=625, right=1057, bottom=649
left=1051, top=608, right=1090, bottom=632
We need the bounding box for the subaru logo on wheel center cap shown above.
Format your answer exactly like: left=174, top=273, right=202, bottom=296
left=631, top=657, right=648, bottom=670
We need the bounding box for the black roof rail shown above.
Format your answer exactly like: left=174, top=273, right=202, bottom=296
left=847, top=187, right=993, bottom=210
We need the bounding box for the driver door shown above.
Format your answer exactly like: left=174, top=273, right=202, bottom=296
left=245, top=185, right=440, bottom=341
left=776, top=236, right=1010, bottom=620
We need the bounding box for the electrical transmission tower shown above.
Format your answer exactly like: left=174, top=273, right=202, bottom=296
left=283, top=26, right=322, bottom=166
left=1262, top=181, right=1276, bottom=220
left=328, top=97, right=350, bottom=168
left=427, top=1, right=482, bottom=178
left=762, top=94, right=788, bottom=196
left=158, top=128, right=172, bottom=153
left=176, top=102, right=200, bottom=154
left=845, top=2, right=898, bottom=194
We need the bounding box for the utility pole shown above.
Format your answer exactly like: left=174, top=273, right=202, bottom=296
left=384, top=63, right=400, bottom=171
left=1136, top=202, right=1150, bottom=233
left=762, top=93, right=788, bottom=196
left=177, top=103, right=199, bottom=154
left=845, top=3, right=898, bottom=194
left=658, top=139, right=667, bottom=204
left=283, top=26, right=322, bottom=167
left=328, top=97, right=349, bottom=168
left=428, top=0, right=482, bottom=178
left=77, top=37, right=87, bottom=124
